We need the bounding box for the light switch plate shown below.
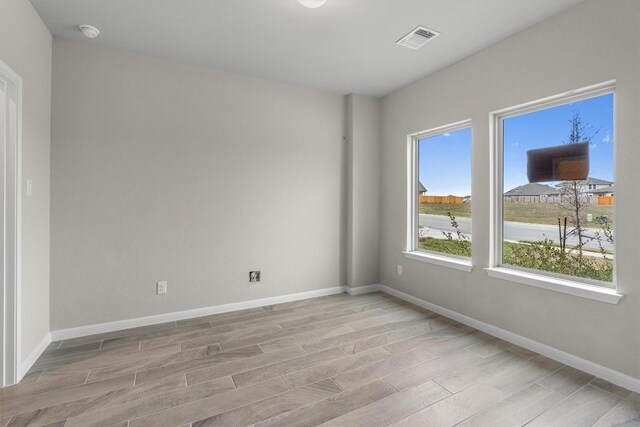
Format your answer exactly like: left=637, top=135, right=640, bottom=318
left=157, top=281, right=167, bottom=294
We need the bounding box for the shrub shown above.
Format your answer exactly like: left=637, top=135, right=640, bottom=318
left=440, top=212, right=471, bottom=256
left=418, top=212, right=471, bottom=257
left=503, top=225, right=613, bottom=283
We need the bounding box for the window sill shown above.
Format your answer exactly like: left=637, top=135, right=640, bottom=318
left=484, top=267, right=623, bottom=304
left=403, top=251, right=473, bottom=272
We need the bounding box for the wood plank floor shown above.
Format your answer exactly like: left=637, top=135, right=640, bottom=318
left=1, top=292, right=638, bottom=426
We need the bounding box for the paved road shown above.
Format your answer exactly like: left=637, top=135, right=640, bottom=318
left=419, top=214, right=613, bottom=252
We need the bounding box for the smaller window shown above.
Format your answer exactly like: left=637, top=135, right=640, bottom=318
left=408, top=121, right=472, bottom=259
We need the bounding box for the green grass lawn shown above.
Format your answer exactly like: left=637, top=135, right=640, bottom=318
left=418, top=237, right=470, bottom=257
left=419, top=237, right=609, bottom=258
left=419, top=237, right=613, bottom=283
left=418, top=237, right=519, bottom=256
left=419, top=202, right=614, bottom=226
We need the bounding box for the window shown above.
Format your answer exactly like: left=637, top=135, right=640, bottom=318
left=494, top=83, right=615, bottom=288
left=408, top=121, right=472, bottom=263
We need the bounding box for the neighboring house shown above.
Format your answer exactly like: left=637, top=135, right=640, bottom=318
left=504, top=183, right=560, bottom=203
left=582, top=177, right=613, bottom=191
left=554, top=177, right=612, bottom=191
left=591, top=185, right=614, bottom=197
left=555, top=177, right=614, bottom=204
left=418, top=181, right=427, bottom=196
left=463, top=195, right=471, bottom=203
left=505, top=178, right=615, bottom=204
left=584, top=178, right=613, bottom=203
left=591, top=185, right=615, bottom=205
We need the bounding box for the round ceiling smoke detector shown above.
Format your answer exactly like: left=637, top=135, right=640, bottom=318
left=298, top=0, right=327, bottom=8
left=79, top=25, right=100, bottom=39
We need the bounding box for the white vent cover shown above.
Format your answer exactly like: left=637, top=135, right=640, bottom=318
left=396, top=26, right=440, bottom=50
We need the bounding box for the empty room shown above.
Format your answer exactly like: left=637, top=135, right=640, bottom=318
left=0, top=0, right=639, bottom=425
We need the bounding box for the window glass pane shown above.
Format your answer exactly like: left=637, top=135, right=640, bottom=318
left=502, top=93, right=614, bottom=285
left=417, top=127, right=472, bottom=258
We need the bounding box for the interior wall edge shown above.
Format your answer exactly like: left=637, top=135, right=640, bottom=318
left=17, top=332, right=51, bottom=382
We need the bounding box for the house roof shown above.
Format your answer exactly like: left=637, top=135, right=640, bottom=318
left=418, top=182, right=426, bottom=193
left=554, top=177, right=614, bottom=190
left=504, top=183, right=559, bottom=197
left=583, top=177, right=613, bottom=185
left=591, top=185, right=614, bottom=194
left=554, top=177, right=613, bottom=187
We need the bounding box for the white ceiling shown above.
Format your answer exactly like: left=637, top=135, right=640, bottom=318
left=31, top=0, right=584, bottom=96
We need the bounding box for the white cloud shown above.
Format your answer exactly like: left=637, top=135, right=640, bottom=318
left=511, top=142, right=520, bottom=147
left=590, top=143, right=598, bottom=150
left=443, top=133, right=450, bottom=137
left=602, top=133, right=611, bottom=143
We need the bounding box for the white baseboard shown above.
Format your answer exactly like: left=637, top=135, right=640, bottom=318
left=344, top=284, right=383, bottom=295
left=380, top=285, right=640, bottom=394
left=51, top=286, right=346, bottom=342
left=18, top=332, right=51, bottom=382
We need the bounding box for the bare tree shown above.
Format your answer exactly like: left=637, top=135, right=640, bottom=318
left=559, top=111, right=600, bottom=257
left=559, top=180, right=589, bottom=256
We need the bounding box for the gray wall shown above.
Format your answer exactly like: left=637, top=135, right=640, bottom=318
left=346, top=94, right=381, bottom=288
left=0, top=0, right=52, bottom=363
left=380, top=1, right=640, bottom=378
left=51, top=39, right=347, bottom=329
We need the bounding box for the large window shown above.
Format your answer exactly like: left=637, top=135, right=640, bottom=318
left=409, top=122, right=472, bottom=260
left=495, top=85, right=615, bottom=287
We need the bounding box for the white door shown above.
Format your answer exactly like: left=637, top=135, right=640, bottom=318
left=0, top=59, right=21, bottom=387
left=0, top=76, right=6, bottom=386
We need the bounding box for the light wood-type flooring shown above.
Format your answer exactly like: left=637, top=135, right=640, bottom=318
left=1, top=292, right=638, bottom=426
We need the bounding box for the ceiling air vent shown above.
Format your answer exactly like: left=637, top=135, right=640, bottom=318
left=396, top=26, right=440, bottom=50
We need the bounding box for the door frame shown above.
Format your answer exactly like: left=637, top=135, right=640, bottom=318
left=0, top=58, right=22, bottom=387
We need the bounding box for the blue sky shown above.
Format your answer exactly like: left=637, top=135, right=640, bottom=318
left=503, top=93, right=614, bottom=191
left=418, top=127, right=472, bottom=196
left=418, top=93, right=614, bottom=196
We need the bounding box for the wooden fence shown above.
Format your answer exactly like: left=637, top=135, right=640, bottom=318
left=420, top=195, right=613, bottom=205
left=419, top=195, right=464, bottom=204
left=597, top=196, right=614, bottom=205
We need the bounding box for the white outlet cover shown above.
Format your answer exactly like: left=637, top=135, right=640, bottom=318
left=157, top=281, right=167, bottom=294
left=397, top=265, right=403, bottom=276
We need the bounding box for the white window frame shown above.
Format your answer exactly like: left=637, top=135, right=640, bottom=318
left=405, top=119, right=473, bottom=272
left=487, top=80, right=622, bottom=304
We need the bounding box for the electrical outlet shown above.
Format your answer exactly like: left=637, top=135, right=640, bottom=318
left=157, top=281, right=167, bottom=294
left=249, top=271, right=261, bottom=283
left=397, top=265, right=403, bottom=276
